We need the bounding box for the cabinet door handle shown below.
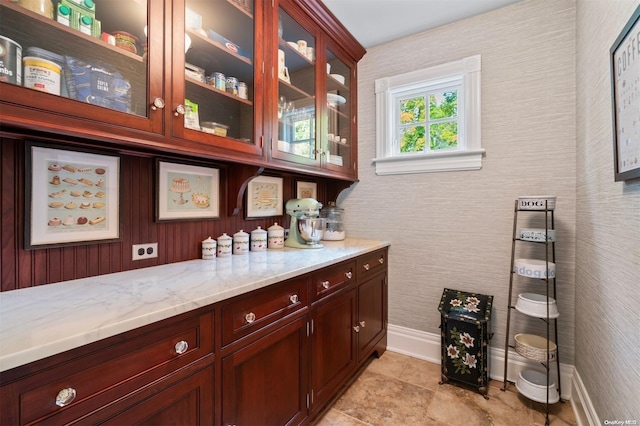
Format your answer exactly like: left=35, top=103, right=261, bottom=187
left=378, top=257, right=384, bottom=264
left=363, top=263, right=370, bottom=271
left=359, top=321, right=366, bottom=328
left=322, top=280, right=330, bottom=289
left=353, top=325, right=360, bottom=333
left=174, top=104, right=186, bottom=116
left=289, top=294, right=299, bottom=304
left=345, top=271, right=352, bottom=279
left=56, top=387, right=77, bottom=407
left=150, top=97, right=165, bottom=110
left=174, top=340, right=189, bottom=355
left=245, top=312, right=256, bottom=323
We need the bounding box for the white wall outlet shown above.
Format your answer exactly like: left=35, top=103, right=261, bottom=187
left=132, top=243, right=158, bottom=261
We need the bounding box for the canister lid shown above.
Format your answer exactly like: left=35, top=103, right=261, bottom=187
left=233, top=229, right=249, bottom=237
left=251, top=226, right=267, bottom=235
left=202, top=236, right=215, bottom=243
left=217, top=232, right=232, bottom=240
left=268, top=222, right=284, bottom=231
left=24, top=47, right=64, bottom=64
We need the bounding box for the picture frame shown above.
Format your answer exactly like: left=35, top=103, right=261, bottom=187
left=610, top=4, right=640, bottom=182
left=296, top=180, right=318, bottom=199
left=156, top=160, right=220, bottom=221
left=246, top=176, right=283, bottom=218
left=25, top=143, right=121, bottom=249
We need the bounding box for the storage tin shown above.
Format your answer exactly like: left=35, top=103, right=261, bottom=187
left=216, top=233, right=232, bottom=257
left=0, top=35, right=22, bottom=85
left=233, top=229, right=249, bottom=255
left=267, top=222, right=285, bottom=249
left=225, top=76, right=238, bottom=96
left=201, top=236, right=216, bottom=260
left=238, top=81, right=248, bottom=99
left=250, top=226, right=267, bottom=251
left=213, top=72, right=226, bottom=90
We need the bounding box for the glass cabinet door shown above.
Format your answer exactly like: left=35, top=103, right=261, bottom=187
left=324, top=48, right=352, bottom=172
left=273, top=6, right=318, bottom=166
left=0, top=0, right=159, bottom=132
left=176, top=0, right=260, bottom=154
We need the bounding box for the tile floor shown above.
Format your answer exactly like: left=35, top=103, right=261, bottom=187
left=312, top=351, right=577, bottom=426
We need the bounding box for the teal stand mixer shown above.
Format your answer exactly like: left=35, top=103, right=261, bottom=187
left=284, top=198, right=325, bottom=249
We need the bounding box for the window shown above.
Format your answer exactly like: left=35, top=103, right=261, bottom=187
left=373, top=55, right=483, bottom=175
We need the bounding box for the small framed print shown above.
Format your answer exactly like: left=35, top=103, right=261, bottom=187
left=246, top=176, right=283, bottom=218
left=25, top=143, right=121, bottom=249
left=296, top=180, right=317, bottom=199
left=156, top=160, right=220, bottom=221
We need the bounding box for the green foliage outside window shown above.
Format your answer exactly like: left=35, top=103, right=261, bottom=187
left=399, top=91, right=458, bottom=153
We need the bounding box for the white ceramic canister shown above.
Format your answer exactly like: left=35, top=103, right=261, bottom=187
left=267, top=222, right=285, bottom=249
left=233, top=229, right=249, bottom=255
left=250, top=226, right=268, bottom=251
left=201, top=236, right=216, bottom=260
left=217, top=233, right=232, bottom=257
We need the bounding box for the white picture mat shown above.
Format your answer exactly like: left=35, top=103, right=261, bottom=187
left=246, top=176, right=283, bottom=218
left=157, top=161, right=220, bottom=220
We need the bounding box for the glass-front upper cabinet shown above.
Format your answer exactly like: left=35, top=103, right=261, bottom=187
left=324, top=47, right=353, bottom=174
left=0, top=0, right=162, bottom=133
left=173, top=0, right=262, bottom=156
left=272, top=5, right=318, bottom=166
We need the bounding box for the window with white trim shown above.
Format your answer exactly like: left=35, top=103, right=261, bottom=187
left=373, top=55, right=483, bottom=175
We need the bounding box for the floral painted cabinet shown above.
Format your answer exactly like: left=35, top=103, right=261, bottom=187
left=438, top=288, right=493, bottom=398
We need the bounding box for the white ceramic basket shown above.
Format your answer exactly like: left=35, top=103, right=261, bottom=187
left=515, top=293, right=559, bottom=318
left=513, top=259, right=556, bottom=279
left=516, top=369, right=560, bottom=404
left=517, top=196, right=556, bottom=211
left=514, top=333, right=557, bottom=362
left=519, top=228, right=556, bottom=243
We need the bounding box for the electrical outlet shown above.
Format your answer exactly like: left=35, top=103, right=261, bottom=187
left=132, top=243, right=158, bottom=261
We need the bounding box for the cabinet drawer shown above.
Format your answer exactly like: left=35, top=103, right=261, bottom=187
left=221, top=278, right=308, bottom=346
left=312, top=261, right=355, bottom=302
left=357, top=248, right=387, bottom=281
left=17, top=311, right=214, bottom=425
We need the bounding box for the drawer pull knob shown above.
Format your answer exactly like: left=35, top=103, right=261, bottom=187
left=353, top=325, right=360, bottom=333
left=175, top=104, right=186, bottom=116
left=245, top=312, right=256, bottom=323
left=322, top=280, right=330, bottom=289
left=363, top=263, right=370, bottom=271
left=56, top=387, right=76, bottom=407
left=290, top=294, right=299, bottom=304
left=175, top=340, right=189, bottom=355
left=345, top=271, right=353, bottom=279
left=150, top=97, right=165, bottom=110
left=359, top=321, right=366, bottom=328
left=378, top=257, right=384, bottom=264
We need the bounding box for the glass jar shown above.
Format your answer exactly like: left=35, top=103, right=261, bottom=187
left=16, top=0, right=54, bottom=19
left=320, top=202, right=345, bottom=241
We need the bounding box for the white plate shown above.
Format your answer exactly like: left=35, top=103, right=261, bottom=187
left=327, top=93, right=346, bottom=106
left=330, top=74, right=345, bottom=84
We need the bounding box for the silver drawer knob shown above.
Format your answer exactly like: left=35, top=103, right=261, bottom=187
left=322, top=280, right=330, bottom=289
left=175, top=340, right=189, bottom=355
left=174, top=104, right=186, bottom=116
left=56, top=387, right=76, bottom=407
left=290, top=294, right=299, bottom=304
left=345, top=271, right=352, bottom=279
left=363, top=263, right=370, bottom=271
left=245, top=312, right=256, bottom=323
left=150, top=97, right=165, bottom=110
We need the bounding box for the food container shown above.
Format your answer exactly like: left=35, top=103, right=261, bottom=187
left=514, top=333, right=557, bottom=362
left=233, top=229, right=249, bottom=255
left=217, top=233, right=232, bottom=257
left=517, top=195, right=556, bottom=211
left=519, top=228, right=556, bottom=242
left=201, top=236, right=216, bottom=260
left=0, top=36, right=22, bottom=85
left=513, top=258, right=555, bottom=279
left=250, top=226, right=267, bottom=251
left=112, top=31, right=138, bottom=54
left=238, top=82, right=248, bottom=99
left=185, top=63, right=205, bottom=82
left=226, top=76, right=238, bottom=96
left=15, top=0, right=54, bottom=18
left=201, top=121, right=229, bottom=137
left=23, top=50, right=63, bottom=95
left=212, top=72, right=226, bottom=90
left=515, top=293, right=559, bottom=318
left=320, top=202, right=345, bottom=241
left=267, top=222, right=285, bottom=249
left=516, top=369, right=560, bottom=404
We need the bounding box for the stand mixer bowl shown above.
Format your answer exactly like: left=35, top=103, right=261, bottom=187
left=297, top=218, right=325, bottom=245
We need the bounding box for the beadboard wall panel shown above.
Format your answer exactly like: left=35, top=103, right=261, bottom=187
left=575, top=0, right=640, bottom=420
left=342, top=0, right=577, bottom=364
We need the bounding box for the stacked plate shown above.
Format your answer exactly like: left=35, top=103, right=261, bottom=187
left=516, top=369, right=560, bottom=404
left=515, top=293, right=559, bottom=318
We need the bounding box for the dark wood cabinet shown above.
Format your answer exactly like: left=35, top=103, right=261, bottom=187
left=357, top=273, right=387, bottom=363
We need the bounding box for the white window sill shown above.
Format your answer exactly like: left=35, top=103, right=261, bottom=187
left=372, top=149, right=485, bottom=175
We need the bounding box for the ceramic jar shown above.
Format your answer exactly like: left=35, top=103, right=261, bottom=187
left=201, top=236, right=216, bottom=260
left=216, top=233, right=232, bottom=257
left=250, top=226, right=268, bottom=252
left=267, top=222, right=285, bottom=249
left=233, top=229, right=249, bottom=255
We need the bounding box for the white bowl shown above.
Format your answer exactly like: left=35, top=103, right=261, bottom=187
left=514, top=333, right=557, bottom=362
left=518, top=195, right=556, bottom=210
left=327, top=93, right=346, bottom=106
left=516, top=369, right=560, bottom=404
left=330, top=73, right=345, bottom=84
left=514, top=258, right=555, bottom=279
left=515, top=293, right=559, bottom=318
left=519, top=228, right=556, bottom=242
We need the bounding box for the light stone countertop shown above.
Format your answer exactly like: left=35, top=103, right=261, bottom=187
left=0, top=239, right=389, bottom=372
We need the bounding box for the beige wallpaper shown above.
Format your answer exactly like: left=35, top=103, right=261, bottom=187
left=575, top=0, right=640, bottom=421
left=341, top=0, right=577, bottom=367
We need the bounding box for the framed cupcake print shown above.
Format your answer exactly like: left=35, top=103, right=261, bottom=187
left=25, top=142, right=121, bottom=249
left=246, top=176, right=283, bottom=218
left=156, top=160, right=220, bottom=221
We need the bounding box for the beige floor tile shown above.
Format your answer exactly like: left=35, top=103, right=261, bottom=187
left=398, top=356, right=443, bottom=392
left=313, top=408, right=371, bottom=426
left=364, top=350, right=411, bottom=378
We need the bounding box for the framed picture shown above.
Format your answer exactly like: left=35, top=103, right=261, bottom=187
left=246, top=176, right=283, bottom=218
left=157, top=160, right=220, bottom=221
left=610, top=4, right=640, bottom=181
left=296, top=180, right=317, bottom=199
left=25, top=143, right=121, bottom=249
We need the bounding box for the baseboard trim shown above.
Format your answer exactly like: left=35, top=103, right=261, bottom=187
left=387, top=324, right=596, bottom=425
